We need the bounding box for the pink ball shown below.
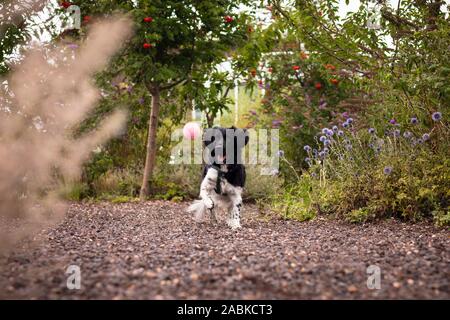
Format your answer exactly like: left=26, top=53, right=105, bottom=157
left=183, top=122, right=201, bottom=140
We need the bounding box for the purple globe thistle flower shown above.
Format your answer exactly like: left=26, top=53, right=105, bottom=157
left=272, top=119, right=282, bottom=127
left=323, top=147, right=330, bottom=154
left=410, top=117, right=418, bottom=125
left=403, top=131, right=412, bottom=139
left=318, top=151, right=326, bottom=158
left=417, top=138, right=424, bottom=144
left=342, top=112, right=349, bottom=118
left=323, top=139, right=331, bottom=146
left=368, top=128, right=376, bottom=134
left=342, top=122, right=349, bottom=128
left=319, top=135, right=327, bottom=142
left=326, top=129, right=334, bottom=137
left=432, top=112, right=442, bottom=122
left=337, top=130, right=344, bottom=137
left=422, top=133, right=430, bottom=141
left=389, top=118, right=397, bottom=125
left=344, top=139, right=351, bottom=145
left=277, top=150, right=285, bottom=157
left=332, top=125, right=338, bottom=132
left=383, top=166, right=393, bottom=175
left=303, top=145, right=312, bottom=152
left=393, top=129, right=401, bottom=137
left=138, top=97, right=145, bottom=105
left=311, top=172, right=317, bottom=178
left=67, top=43, right=78, bottom=50
left=347, top=117, right=354, bottom=124
left=313, top=149, right=318, bottom=155
left=305, top=157, right=312, bottom=164
left=322, top=128, right=329, bottom=135
left=368, top=143, right=374, bottom=149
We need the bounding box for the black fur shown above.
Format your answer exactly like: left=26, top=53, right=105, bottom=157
left=202, top=164, right=246, bottom=188
left=202, top=127, right=249, bottom=188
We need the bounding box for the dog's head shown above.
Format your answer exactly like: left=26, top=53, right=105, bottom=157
left=203, top=126, right=249, bottom=166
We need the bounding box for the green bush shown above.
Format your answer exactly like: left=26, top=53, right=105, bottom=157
left=269, top=177, right=315, bottom=221
left=60, top=181, right=90, bottom=201
left=91, top=168, right=141, bottom=198
left=274, top=115, right=449, bottom=226
left=244, top=165, right=284, bottom=201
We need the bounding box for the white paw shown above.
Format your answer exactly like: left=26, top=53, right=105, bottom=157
left=204, top=197, right=214, bottom=209
left=227, top=218, right=241, bottom=230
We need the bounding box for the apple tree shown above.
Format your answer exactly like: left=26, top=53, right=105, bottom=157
left=69, top=0, right=255, bottom=199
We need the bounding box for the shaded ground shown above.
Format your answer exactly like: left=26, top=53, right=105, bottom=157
left=0, top=201, right=448, bottom=299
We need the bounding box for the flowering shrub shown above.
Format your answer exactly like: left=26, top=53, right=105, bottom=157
left=242, top=50, right=354, bottom=172
left=273, top=114, right=449, bottom=226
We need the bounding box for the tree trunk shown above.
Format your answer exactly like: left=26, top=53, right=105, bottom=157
left=205, top=111, right=214, bottom=128
left=139, top=86, right=160, bottom=200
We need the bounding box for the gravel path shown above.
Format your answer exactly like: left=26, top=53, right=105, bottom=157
left=0, top=201, right=448, bottom=299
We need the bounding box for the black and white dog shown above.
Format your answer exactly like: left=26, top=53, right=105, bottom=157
left=187, top=127, right=249, bottom=229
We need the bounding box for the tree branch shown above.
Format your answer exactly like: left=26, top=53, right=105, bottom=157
left=271, top=1, right=372, bottom=76
left=160, top=78, right=187, bottom=91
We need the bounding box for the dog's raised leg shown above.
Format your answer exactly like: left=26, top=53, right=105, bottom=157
left=227, top=189, right=242, bottom=230
left=199, top=168, right=218, bottom=224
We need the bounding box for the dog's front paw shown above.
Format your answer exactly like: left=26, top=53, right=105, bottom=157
left=204, top=197, right=214, bottom=209
left=227, top=218, right=241, bottom=230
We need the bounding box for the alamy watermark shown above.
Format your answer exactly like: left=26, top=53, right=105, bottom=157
left=366, top=265, right=381, bottom=290
left=64, top=5, right=81, bottom=30
left=66, top=265, right=81, bottom=290
left=170, top=128, right=280, bottom=175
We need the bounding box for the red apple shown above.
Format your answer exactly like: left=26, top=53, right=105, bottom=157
left=143, top=43, right=152, bottom=49
left=315, top=83, right=322, bottom=90
left=330, top=78, right=339, bottom=85
left=292, top=65, right=300, bottom=71
left=61, top=1, right=71, bottom=9
left=143, top=17, right=153, bottom=23
left=83, top=16, right=91, bottom=23
left=224, top=15, right=233, bottom=23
